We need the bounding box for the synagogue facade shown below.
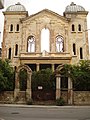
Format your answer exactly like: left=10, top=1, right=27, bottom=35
left=1, top=2, right=89, bottom=104
left=2, top=2, right=89, bottom=71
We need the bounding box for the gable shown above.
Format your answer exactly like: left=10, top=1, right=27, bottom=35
left=21, top=9, right=68, bottom=24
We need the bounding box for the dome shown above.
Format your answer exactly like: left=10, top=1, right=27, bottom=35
left=6, top=2, right=26, bottom=12
left=65, top=2, right=85, bottom=13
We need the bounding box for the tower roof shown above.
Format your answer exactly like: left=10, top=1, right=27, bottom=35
left=6, top=2, right=26, bottom=12
left=65, top=2, right=85, bottom=13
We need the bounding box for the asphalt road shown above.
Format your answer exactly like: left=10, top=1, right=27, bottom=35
left=0, top=105, right=90, bottom=120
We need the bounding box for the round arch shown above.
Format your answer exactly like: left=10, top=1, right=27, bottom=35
left=14, top=65, right=32, bottom=101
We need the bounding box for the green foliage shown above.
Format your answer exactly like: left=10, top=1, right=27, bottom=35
left=71, top=60, right=90, bottom=91
left=56, top=97, right=65, bottom=106
left=26, top=98, right=33, bottom=105
left=19, top=69, right=27, bottom=91
left=57, top=60, right=90, bottom=91
left=0, top=59, right=15, bottom=91
left=31, top=68, right=55, bottom=91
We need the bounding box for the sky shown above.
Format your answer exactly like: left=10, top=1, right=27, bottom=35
left=0, top=0, right=90, bottom=51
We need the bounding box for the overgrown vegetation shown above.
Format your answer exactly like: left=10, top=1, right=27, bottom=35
left=57, top=60, right=90, bottom=91
left=0, top=59, right=15, bottom=91
left=56, top=97, right=65, bottom=106
left=19, top=69, right=27, bottom=91
left=31, top=68, right=56, bottom=91
left=0, top=59, right=90, bottom=92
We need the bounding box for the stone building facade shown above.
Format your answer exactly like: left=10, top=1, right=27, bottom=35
left=1, top=2, right=89, bottom=104
left=2, top=2, right=89, bottom=69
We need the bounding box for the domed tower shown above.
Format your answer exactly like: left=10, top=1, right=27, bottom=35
left=2, top=2, right=28, bottom=66
left=64, top=2, right=89, bottom=63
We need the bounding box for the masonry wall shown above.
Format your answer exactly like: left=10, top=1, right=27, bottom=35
left=0, top=91, right=90, bottom=105
left=74, top=91, right=90, bottom=105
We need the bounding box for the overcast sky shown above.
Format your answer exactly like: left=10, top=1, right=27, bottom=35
left=0, top=0, right=90, bottom=49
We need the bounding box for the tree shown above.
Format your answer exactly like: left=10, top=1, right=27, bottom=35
left=0, top=59, right=15, bottom=91
left=56, top=60, right=90, bottom=91
left=31, top=68, right=55, bottom=91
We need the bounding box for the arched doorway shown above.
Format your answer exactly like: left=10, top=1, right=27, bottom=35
left=14, top=65, right=32, bottom=102
left=56, top=64, right=73, bottom=105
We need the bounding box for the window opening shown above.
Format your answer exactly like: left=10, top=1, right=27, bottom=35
left=72, top=24, right=75, bottom=31
left=78, top=24, right=81, bottom=31
left=41, top=28, right=50, bottom=52
left=15, top=44, right=18, bottom=56
left=56, top=35, right=64, bottom=52
left=8, top=48, right=11, bottom=59
left=73, top=43, right=76, bottom=55
left=16, top=24, right=19, bottom=31
left=80, top=47, right=83, bottom=59
left=10, top=24, right=13, bottom=31
left=27, top=36, right=35, bottom=52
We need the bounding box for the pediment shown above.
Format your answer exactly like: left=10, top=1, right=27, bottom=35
left=21, top=9, right=68, bottom=23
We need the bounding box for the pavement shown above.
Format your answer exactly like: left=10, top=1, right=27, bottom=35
left=0, top=104, right=90, bottom=108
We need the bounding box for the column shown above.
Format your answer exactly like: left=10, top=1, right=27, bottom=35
left=14, top=72, right=19, bottom=99
left=56, top=74, right=61, bottom=99
left=26, top=72, right=32, bottom=100
left=68, top=77, right=73, bottom=104
left=52, top=64, right=54, bottom=72
left=36, top=63, right=40, bottom=71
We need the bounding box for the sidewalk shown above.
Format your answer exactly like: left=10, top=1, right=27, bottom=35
left=0, top=104, right=90, bottom=109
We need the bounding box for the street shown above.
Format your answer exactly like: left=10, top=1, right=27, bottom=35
left=0, top=105, right=90, bottom=120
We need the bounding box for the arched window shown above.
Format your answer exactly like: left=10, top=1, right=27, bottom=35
left=41, top=28, right=50, bottom=52
left=16, top=24, right=19, bottom=31
left=27, top=36, right=35, bottom=52
left=80, top=47, right=83, bottom=59
left=8, top=48, right=11, bottom=59
left=72, top=24, right=75, bottom=31
left=56, top=35, right=64, bottom=52
left=10, top=24, right=13, bottom=32
left=73, top=43, right=76, bottom=55
left=15, top=44, right=18, bottom=56
left=78, top=24, right=81, bottom=31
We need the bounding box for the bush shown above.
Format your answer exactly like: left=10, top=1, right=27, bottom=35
left=56, top=97, right=65, bottom=106
left=26, top=98, right=33, bottom=105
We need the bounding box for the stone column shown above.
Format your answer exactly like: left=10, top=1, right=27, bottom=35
left=52, top=64, right=54, bottom=72
left=36, top=63, right=40, bottom=71
left=68, top=77, right=73, bottom=104
left=26, top=72, right=32, bottom=100
left=56, top=74, right=61, bottom=99
left=14, top=72, right=19, bottom=99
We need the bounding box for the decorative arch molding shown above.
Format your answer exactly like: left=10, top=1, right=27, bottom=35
left=16, top=64, right=32, bottom=73
left=55, top=63, right=73, bottom=105
left=14, top=65, right=32, bottom=101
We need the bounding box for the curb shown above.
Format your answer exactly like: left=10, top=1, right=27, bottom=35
left=0, top=104, right=90, bottom=109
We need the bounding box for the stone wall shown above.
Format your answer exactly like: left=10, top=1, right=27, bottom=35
left=0, top=91, right=90, bottom=105
left=0, top=91, right=14, bottom=103
left=74, top=91, right=90, bottom=105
